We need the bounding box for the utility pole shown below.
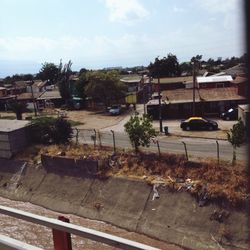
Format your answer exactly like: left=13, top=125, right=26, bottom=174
left=30, top=80, right=37, bottom=116
left=140, top=74, right=146, bottom=114
left=192, top=62, right=196, bottom=116
left=158, top=77, right=163, bottom=132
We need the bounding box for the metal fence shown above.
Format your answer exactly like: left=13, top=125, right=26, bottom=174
left=73, top=128, right=247, bottom=163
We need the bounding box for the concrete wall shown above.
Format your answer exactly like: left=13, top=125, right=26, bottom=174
left=0, top=158, right=249, bottom=250
left=0, top=133, right=12, bottom=159
left=0, top=127, right=29, bottom=159
left=41, top=154, right=98, bottom=177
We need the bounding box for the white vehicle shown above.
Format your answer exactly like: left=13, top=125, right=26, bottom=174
left=109, top=105, right=121, bottom=115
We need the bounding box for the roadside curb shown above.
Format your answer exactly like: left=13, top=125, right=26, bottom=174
left=158, top=132, right=228, bottom=141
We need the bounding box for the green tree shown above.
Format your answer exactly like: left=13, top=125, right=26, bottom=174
left=227, top=119, right=246, bottom=165
left=75, top=70, right=89, bottom=99
left=124, top=113, right=157, bottom=153
left=8, top=101, right=27, bottom=120
left=57, top=60, right=73, bottom=106
left=148, top=53, right=180, bottom=78
left=179, top=62, right=192, bottom=75
left=191, top=54, right=202, bottom=63
left=85, top=70, right=126, bottom=109
left=37, top=62, right=59, bottom=84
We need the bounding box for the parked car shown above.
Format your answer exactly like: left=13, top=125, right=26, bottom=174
left=180, top=117, right=218, bottom=131
left=109, top=105, right=121, bottom=115
left=221, top=107, right=238, bottom=120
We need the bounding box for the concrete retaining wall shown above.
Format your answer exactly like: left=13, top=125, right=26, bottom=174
left=0, top=159, right=249, bottom=250
left=41, top=154, right=98, bottom=177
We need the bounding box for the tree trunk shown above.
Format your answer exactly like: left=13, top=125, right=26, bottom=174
left=16, top=112, right=22, bottom=120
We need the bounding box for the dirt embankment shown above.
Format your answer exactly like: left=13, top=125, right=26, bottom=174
left=0, top=153, right=249, bottom=250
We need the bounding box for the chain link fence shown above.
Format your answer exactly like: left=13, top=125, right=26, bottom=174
left=73, top=128, right=246, bottom=163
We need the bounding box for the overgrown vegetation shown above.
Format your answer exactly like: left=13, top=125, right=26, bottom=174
left=29, top=117, right=73, bottom=144
left=18, top=144, right=248, bottom=206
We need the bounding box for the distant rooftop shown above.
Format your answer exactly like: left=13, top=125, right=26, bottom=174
left=0, top=119, right=30, bottom=132
left=197, top=75, right=233, bottom=84
left=152, top=76, right=193, bottom=84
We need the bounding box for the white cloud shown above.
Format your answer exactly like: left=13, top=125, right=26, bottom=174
left=195, top=0, right=239, bottom=13
left=103, top=0, right=149, bottom=24
left=0, top=28, right=245, bottom=70
left=195, top=0, right=244, bottom=32
left=173, top=6, right=185, bottom=13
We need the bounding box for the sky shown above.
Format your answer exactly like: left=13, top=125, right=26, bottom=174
left=0, top=0, right=246, bottom=77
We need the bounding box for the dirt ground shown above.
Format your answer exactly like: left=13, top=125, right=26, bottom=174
left=65, top=110, right=128, bottom=130
left=0, top=108, right=237, bottom=140
left=0, top=109, right=127, bottom=130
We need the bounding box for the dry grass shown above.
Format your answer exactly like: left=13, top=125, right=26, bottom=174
left=15, top=144, right=249, bottom=205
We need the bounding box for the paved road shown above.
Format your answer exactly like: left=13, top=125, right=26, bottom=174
left=76, top=104, right=246, bottom=163
left=76, top=129, right=247, bottom=162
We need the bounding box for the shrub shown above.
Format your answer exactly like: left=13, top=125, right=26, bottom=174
left=124, top=113, right=157, bottom=152
left=30, top=117, right=73, bottom=144
left=51, top=117, right=73, bottom=144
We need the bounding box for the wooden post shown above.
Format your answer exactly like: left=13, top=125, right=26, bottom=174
left=111, top=130, right=116, bottom=153
left=182, top=141, right=188, bottom=161
left=156, top=140, right=161, bottom=157
left=216, top=140, right=219, bottom=166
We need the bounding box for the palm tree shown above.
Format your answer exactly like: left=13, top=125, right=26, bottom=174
left=8, top=101, right=27, bottom=120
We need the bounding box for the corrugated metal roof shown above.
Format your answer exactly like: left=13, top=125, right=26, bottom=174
left=161, top=87, right=245, bottom=104
left=197, top=75, right=233, bottom=83
left=152, top=76, right=193, bottom=84
left=37, top=90, right=62, bottom=100
left=0, top=119, right=30, bottom=132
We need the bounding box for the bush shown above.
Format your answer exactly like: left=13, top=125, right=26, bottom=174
left=30, top=117, right=73, bottom=144
left=124, top=113, right=157, bottom=152
left=51, top=117, right=73, bottom=144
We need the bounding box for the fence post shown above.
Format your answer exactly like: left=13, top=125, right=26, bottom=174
left=182, top=141, right=188, bottom=161
left=111, top=130, right=116, bottom=153
left=98, top=130, right=102, bottom=148
left=156, top=140, right=161, bottom=157
left=216, top=140, right=219, bottom=166
left=52, top=216, right=72, bottom=250
left=74, top=128, right=79, bottom=145
left=91, top=129, right=96, bottom=148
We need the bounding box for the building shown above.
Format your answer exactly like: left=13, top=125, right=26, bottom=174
left=184, top=75, right=233, bottom=89
left=26, top=80, right=47, bottom=93
left=152, top=76, right=192, bottom=91
left=0, top=119, right=31, bottom=158
left=238, top=104, right=249, bottom=126
left=147, top=86, right=247, bottom=119
left=36, top=90, right=63, bottom=109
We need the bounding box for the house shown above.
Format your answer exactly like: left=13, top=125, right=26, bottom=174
left=0, top=87, right=16, bottom=111
left=184, top=75, right=233, bottom=89
left=120, top=75, right=141, bottom=92
left=225, top=63, right=247, bottom=77
left=26, top=80, right=47, bottom=93
left=232, top=76, right=248, bottom=97
left=36, top=90, right=63, bottom=109
left=120, top=74, right=152, bottom=105
left=0, top=87, right=7, bottom=97
left=152, top=76, right=192, bottom=91
left=147, top=86, right=247, bottom=119
left=13, top=81, right=29, bottom=95
left=238, top=104, right=249, bottom=126
left=16, top=92, right=42, bottom=111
